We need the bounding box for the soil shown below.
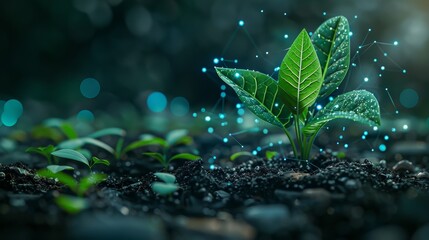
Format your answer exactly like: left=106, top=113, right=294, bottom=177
left=1, top=136, right=429, bottom=240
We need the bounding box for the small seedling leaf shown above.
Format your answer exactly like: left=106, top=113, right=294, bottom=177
left=55, top=195, right=89, bottom=214
left=230, top=151, right=254, bottom=161
left=169, top=153, right=201, bottom=162
left=278, top=29, right=323, bottom=116
left=46, top=165, right=74, bottom=174
left=91, top=157, right=110, bottom=167
left=58, top=138, right=114, bottom=154
left=82, top=138, right=115, bottom=154
left=87, top=128, right=126, bottom=139
left=51, top=149, right=90, bottom=167
left=303, top=90, right=381, bottom=136
left=151, top=182, right=178, bottom=196
left=143, top=152, right=165, bottom=165
left=166, top=129, right=188, bottom=146
left=37, top=169, right=78, bottom=191
left=312, top=16, right=350, bottom=99
left=154, top=172, right=176, bottom=184
left=124, top=138, right=167, bottom=153
left=77, top=173, right=107, bottom=196
left=26, top=145, right=56, bottom=162
left=265, top=151, right=278, bottom=160
left=215, top=67, right=292, bottom=128
left=60, top=123, right=79, bottom=139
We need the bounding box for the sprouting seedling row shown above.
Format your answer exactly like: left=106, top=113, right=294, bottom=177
left=215, top=16, right=381, bottom=160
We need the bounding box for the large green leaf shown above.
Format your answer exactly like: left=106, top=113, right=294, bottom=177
left=303, top=90, right=381, bottom=136
left=58, top=138, right=115, bottom=154
left=215, top=67, right=291, bottom=128
left=312, top=16, right=350, bottom=99
left=278, top=29, right=323, bottom=116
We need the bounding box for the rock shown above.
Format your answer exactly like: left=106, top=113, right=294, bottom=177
left=302, top=188, right=331, bottom=201
left=0, top=172, right=5, bottom=180
left=284, top=172, right=310, bottom=180
left=243, top=204, right=290, bottom=234
left=392, top=160, right=415, bottom=173
left=416, top=171, right=429, bottom=179
left=175, top=216, right=255, bottom=240
left=68, top=213, right=166, bottom=240
left=274, top=189, right=301, bottom=201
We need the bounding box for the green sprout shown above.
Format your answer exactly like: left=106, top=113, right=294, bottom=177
left=215, top=16, right=381, bottom=160
left=51, top=149, right=110, bottom=171
left=151, top=172, right=179, bottom=196
left=119, top=129, right=201, bottom=169
left=26, top=145, right=56, bottom=164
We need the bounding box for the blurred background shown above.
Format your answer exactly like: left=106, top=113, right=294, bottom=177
left=0, top=0, right=428, bottom=124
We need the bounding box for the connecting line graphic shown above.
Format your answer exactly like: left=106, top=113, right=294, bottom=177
left=385, top=88, right=399, bottom=114
left=228, top=134, right=244, bottom=148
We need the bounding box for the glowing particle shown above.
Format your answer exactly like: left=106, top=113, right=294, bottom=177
left=1, top=99, right=24, bottom=127
left=364, top=131, right=368, bottom=136
left=316, top=104, right=322, bottom=110
left=219, top=113, right=225, bottom=119
left=262, top=129, right=268, bottom=134
left=254, top=119, right=259, bottom=123
left=234, top=72, right=240, bottom=78
left=403, top=124, right=408, bottom=130
left=170, top=97, right=189, bottom=117
left=361, top=135, right=366, bottom=140
left=329, top=96, right=334, bottom=101
left=260, top=10, right=264, bottom=13
left=80, top=78, right=100, bottom=98
left=379, top=144, right=387, bottom=152
left=192, top=112, right=197, bottom=117
left=274, top=103, right=279, bottom=107
left=205, top=116, right=211, bottom=122
left=207, top=127, right=214, bottom=134
left=220, top=92, right=226, bottom=98
left=201, top=108, right=206, bottom=112
left=354, top=15, right=358, bottom=19
left=265, top=51, right=269, bottom=55
left=339, top=135, right=343, bottom=139
left=323, top=12, right=327, bottom=16
left=147, top=92, right=167, bottom=112
left=384, top=135, right=389, bottom=141
left=223, top=137, right=228, bottom=143
left=368, top=28, right=372, bottom=32
left=210, top=165, right=215, bottom=170
left=256, top=146, right=262, bottom=151
left=77, top=110, right=94, bottom=122
left=364, top=77, right=369, bottom=82
left=236, top=117, right=244, bottom=124
left=284, top=34, right=289, bottom=39
left=236, top=103, right=242, bottom=109
left=392, top=128, right=396, bottom=132
left=213, top=58, right=219, bottom=64
left=402, top=69, right=407, bottom=74
left=344, top=144, right=349, bottom=148
left=201, top=67, right=207, bottom=73
left=234, top=59, right=238, bottom=63
left=373, top=58, right=378, bottom=62
left=220, top=85, right=226, bottom=90
left=238, top=20, right=244, bottom=26
left=373, top=126, right=378, bottom=131
left=274, top=67, right=280, bottom=72
left=393, top=41, right=398, bottom=46
left=380, top=66, right=385, bottom=71
left=384, top=53, right=388, bottom=57
left=252, top=150, right=257, bottom=155
left=237, top=109, right=245, bottom=115
left=349, top=31, right=353, bottom=37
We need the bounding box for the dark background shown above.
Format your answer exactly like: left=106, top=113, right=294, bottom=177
left=0, top=0, right=428, bottom=118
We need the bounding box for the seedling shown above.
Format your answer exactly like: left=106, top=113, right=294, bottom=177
left=265, top=151, right=279, bottom=160
left=51, top=149, right=110, bottom=171
left=151, top=172, right=179, bottom=196
left=26, top=145, right=56, bottom=164
left=119, top=129, right=201, bottom=168
left=230, top=151, right=254, bottom=161
left=216, top=16, right=381, bottom=160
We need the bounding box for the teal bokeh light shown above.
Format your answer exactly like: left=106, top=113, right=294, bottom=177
left=170, top=97, right=189, bottom=117
left=399, top=88, right=418, bottom=109
left=1, top=99, right=24, bottom=127
left=77, top=110, right=95, bottom=122
left=147, top=92, right=167, bottom=112
left=80, top=78, right=100, bottom=98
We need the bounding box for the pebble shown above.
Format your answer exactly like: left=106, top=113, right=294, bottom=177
left=392, top=160, right=415, bottom=173
left=416, top=171, right=429, bottom=179
left=243, top=204, right=290, bottom=234
left=345, top=179, right=361, bottom=190
left=0, top=172, right=5, bottom=180
left=379, top=160, right=387, bottom=168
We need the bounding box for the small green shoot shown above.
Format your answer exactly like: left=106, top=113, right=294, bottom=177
left=230, top=151, right=254, bottom=161
left=143, top=152, right=201, bottom=169
left=152, top=172, right=179, bottom=196
left=46, top=165, right=74, bottom=173
left=51, top=149, right=110, bottom=171
left=26, top=145, right=56, bottom=164
left=55, top=195, right=89, bottom=214
left=215, top=16, right=381, bottom=160
left=265, top=151, right=279, bottom=160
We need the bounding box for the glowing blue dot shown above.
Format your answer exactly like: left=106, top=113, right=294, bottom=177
left=373, top=126, right=378, bottom=131
left=238, top=20, right=244, bottom=26
left=373, top=58, right=378, bottom=62
left=210, top=165, right=215, bottom=170
left=220, top=92, right=226, bottom=98
left=170, top=97, right=189, bottom=117
left=364, top=131, right=368, bottom=136
left=80, top=78, right=100, bottom=98
left=354, top=15, right=358, bottom=19
left=384, top=135, right=389, bottom=141
left=402, top=69, right=407, bottom=74
left=349, top=31, right=353, bottom=37
left=274, top=103, right=279, bottom=107
left=274, top=67, right=280, bottom=72
left=220, top=58, right=224, bottom=61
left=323, top=12, right=327, bottom=16
left=221, top=122, right=228, bottom=126
left=219, top=113, right=225, bottom=119
left=220, top=85, right=226, bottom=90
left=284, top=34, right=289, bottom=39
left=252, top=150, right=257, bottom=155
left=393, top=41, right=398, bottom=46
left=339, top=135, right=343, bottom=139
left=364, top=77, right=369, bottom=82
left=201, top=67, right=207, bottom=73
left=201, top=108, right=206, bottom=112
left=236, top=103, right=242, bottom=109
left=223, top=137, right=228, bottom=143
left=77, top=110, right=94, bottom=122
left=208, top=127, right=214, bottom=134
left=256, top=146, right=262, bottom=151
left=1, top=99, right=24, bottom=127
left=205, top=116, right=211, bottom=122
left=383, top=53, right=388, bottom=57
left=236, top=117, right=244, bottom=124
left=361, top=135, right=366, bottom=140
left=192, top=112, right=197, bottom=117
left=379, top=144, right=387, bottom=152
left=400, top=88, right=419, bottom=108
left=213, top=58, right=219, bottom=64
left=329, top=96, right=334, bottom=101
left=262, top=129, right=268, bottom=134
left=234, top=73, right=240, bottom=78
left=147, top=92, right=167, bottom=113
left=234, top=59, right=238, bottom=63
left=403, top=124, right=408, bottom=130
left=380, top=66, right=385, bottom=71
left=392, top=128, right=396, bottom=132
left=316, top=104, right=322, bottom=110
left=254, top=119, right=259, bottom=123
left=237, top=109, right=245, bottom=116
left=344, top=144, right=349, bottom=148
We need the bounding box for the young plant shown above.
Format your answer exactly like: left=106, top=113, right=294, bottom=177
left=215, top=16, right=381, bottom=160
left=26, top=145, right=56, bottom=164
left=151, top=172, right=179, bottom=196
left=120, top=129, right=201, bottom=168
left=51, top=149, right=110, bottom=171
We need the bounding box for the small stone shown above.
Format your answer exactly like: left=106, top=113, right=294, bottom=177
left=0, top=172, right=5, bottom=180
left=416, top=171, right=429, bottom=179
left=379, top=160, right=387, bottom=168
left=392, top=160, right=414, bottom=173
left=284, top=172, right=310, bottom=180
left=345, top=179, right=361, bottom=190
left=214, top=190, right=230, bottom=199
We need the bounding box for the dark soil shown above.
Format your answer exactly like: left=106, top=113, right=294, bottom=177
left=1, top=142, right=429, bottom=240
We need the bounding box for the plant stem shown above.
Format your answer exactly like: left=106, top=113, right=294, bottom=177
left=294, top=117, right=302, bottom=159
left=283, top=128, right=298, bottom=157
